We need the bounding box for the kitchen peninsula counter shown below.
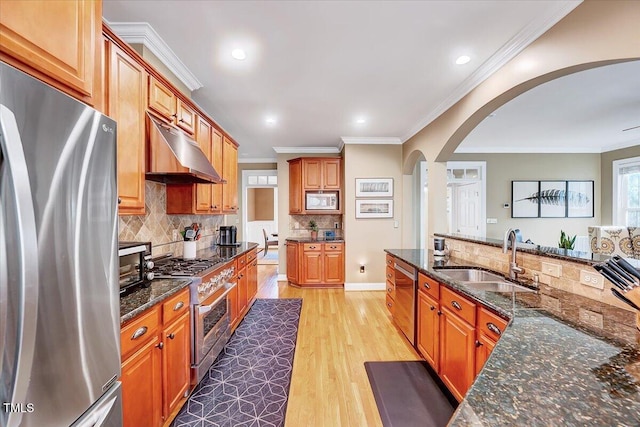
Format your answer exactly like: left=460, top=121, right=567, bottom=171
left=120, top=242, right=259, bottom=324
left=385, top=248, right=640, bottom=426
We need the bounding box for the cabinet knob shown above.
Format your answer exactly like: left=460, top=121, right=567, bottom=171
left=475, top=340, right=483, bottom=348
left=430, top=306, right=435, bottom=311
left=437, top=310, right=442, bottom=316
left=387, top=273, right=392, bottom=279
left=156, top=342, right=164, bottom=350
left=387, top=288, right=393, bottom=293
left=117, top=197, right=122, bottom=205
left=167, top=333, right=175, bottom=340
left=387, top=303, right=392, bottom=308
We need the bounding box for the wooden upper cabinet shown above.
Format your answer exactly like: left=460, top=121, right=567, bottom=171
left=148, top=75, right=176, bottom=122
left=0, top=0, right=101, bottom=106
left=302, top=159, right=322, bottom=189
left=195, top=118, right=213, bottom=213
left=323, top=159, right=341, bottom=189
left=222, top=136, right=238, bottom=213
left=106, top=40, right=147, bottom=215
left=211, top=128, right=224, bottom=213
left=288, top=159, right=303, bottom=214
left=176, top=99, right=197, bottom=135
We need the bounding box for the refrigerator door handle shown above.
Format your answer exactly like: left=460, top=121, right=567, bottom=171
left=0, top=104, right=40, bottom=427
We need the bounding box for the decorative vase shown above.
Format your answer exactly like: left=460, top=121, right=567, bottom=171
left=310, top=230, right=318, bottom=240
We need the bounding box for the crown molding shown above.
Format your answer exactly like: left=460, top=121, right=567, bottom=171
left=340, top=137, right=402, bottom=145
left=237, top=157, right=278, bottom=164
left=454, top=146, right=601, bottom=154
left=106, top=21, right=203, bottom=91
left=272, top=146, right=341, bottom=154
left=401, top=0, right=582, bottom=143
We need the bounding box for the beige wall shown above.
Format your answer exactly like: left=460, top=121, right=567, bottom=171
left=230, top=162, right=277, bottom=240
left=344, top=145, right=403, bottom=284
left=601, top=145, right=640, bottom=224
left=250, top=188, right=275, bottom=221
left=451, top=153, right=601, bottom=247
left=403, top=1, right=640, bottom=243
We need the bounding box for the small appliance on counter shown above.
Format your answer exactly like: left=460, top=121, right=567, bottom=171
left=218, top=225, right=240, bottom=246
left=434, top=237, right=447, bottom=257
left=119, top=241, right=154, bottom=294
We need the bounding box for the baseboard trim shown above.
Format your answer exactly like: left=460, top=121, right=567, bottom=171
left=277, top=274, right=287, bottom=282
left=344, top=282, right=386, bottom=291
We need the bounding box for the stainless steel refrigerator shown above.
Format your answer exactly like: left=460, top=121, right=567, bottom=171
left=0, top=62, right=122, bottom=426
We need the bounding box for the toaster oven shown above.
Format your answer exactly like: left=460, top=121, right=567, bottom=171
left=118, top=241, right=154, bottom=293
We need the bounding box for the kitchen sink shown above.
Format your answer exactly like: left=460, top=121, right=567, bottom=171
left=435, top=268, right=535, bottom=293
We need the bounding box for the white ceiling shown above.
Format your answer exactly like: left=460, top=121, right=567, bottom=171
left=102, top=0, right=582, bottom=161
left=457, top=60, right=640, bottom=154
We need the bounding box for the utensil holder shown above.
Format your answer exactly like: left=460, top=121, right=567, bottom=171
left=183, top=241, right=196, bottom=259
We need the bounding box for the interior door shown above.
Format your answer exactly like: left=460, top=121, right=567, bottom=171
left=454, top=182, right=480, bottom=236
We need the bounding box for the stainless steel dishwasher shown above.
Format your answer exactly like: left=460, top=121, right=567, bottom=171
left=394, top=259, right=417, bottom=345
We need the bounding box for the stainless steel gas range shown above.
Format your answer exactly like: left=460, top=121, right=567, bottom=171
left=152, top=256, right=235, bottom=386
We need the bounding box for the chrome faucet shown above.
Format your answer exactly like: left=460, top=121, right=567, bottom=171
left=503, top=228, right=525, bottom=280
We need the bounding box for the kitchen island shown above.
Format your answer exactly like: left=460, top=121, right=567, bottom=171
left=385, top=248, right=640, bottom=426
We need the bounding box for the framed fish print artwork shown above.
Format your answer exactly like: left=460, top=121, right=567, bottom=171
left=511, top=180, right=594, bottom=218
left=539, top=181, right=567, bottom=218
left=567, top=181, right=594, bottom=218
left=512, top=181, right=540, bottom=218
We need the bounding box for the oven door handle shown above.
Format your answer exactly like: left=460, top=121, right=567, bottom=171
left=198, top=285, right=234, bottom=316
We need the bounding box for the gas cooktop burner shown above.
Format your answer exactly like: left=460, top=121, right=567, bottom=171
left=152, top=257, right=224, bottom=277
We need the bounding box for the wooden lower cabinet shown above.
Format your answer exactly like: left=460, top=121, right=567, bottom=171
left=122, top=334, right=162, bottom=427
left=475, top=332, right=497, bottom=376
left=417, top=290, right=440, bottom=371
left=247, top=250, right=258, bottom=302
left=120, top=288, right=191, bottom=427
left=162, top=312, right=191, bottom=418
left=287, top=241, right=344, bottom=287
left=439, top=306, right=476, bottom=401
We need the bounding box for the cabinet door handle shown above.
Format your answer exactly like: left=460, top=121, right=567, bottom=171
left=156, top=341, right=164, bottom=349
left=475, top=340, right=483, bottom=348
left=131, top=326, right=148, bottom=340
left=117, top=197, right=122, bottom=205
left=253, top=262, right=257, bottom=267
left=173, top=301, right=184, bottom=311
left=430, top=306, right=435, bottom=311
left=451, top=301, right=462, bottom=311
left=330, top=246, right=337, bottom=249
left=167, top=333, right=175, bottom=340
left=487, top=322, right=502, bottom=336
left=423, top=282, right=431, bottom=289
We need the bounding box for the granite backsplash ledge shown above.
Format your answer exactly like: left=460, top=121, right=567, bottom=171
left=118, top=181, right=224, bottom=256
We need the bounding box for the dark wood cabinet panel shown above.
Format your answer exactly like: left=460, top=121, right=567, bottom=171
left=417, top=291, right=440, bottom=371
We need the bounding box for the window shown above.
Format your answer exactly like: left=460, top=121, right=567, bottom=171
left=613, top=156, right=640, bottom=226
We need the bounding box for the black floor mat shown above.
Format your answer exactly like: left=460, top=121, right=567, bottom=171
left=365, top=361, right=457, bottom=427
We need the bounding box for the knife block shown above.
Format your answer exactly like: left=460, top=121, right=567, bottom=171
left=628, top=288, right=640, bottom=331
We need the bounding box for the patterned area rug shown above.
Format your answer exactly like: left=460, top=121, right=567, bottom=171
left=172, top=299, right=302, bottom=427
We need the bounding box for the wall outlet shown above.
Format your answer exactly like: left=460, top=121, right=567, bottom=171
left=486, top=218, right=498, bottom=224
left=541, top=262, right=562, bottom=278
left=334, top=222, right=339, bottom=229
left=580, top=269, right=604, bottom=290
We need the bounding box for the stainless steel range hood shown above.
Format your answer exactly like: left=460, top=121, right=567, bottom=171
left=146, top=113, right=222, bottom=184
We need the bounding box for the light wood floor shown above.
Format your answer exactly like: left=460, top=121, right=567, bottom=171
left=256, top=265, right=420, bottom=427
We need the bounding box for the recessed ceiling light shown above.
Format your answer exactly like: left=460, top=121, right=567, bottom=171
left=455, top=55, right=471, bottom=65
left=355, top=118, right=366, bottom=124
left=265, top=117, right=277, bottom=125
left=231, top=49, right=246, bottom=60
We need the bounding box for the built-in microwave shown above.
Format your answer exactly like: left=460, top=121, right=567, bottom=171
left=305, top=191, right=339, bottom=211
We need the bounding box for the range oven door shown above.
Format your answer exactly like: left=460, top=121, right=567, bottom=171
left=192, top=284, right=234, bottom=385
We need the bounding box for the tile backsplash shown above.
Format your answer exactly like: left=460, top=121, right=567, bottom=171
left=118, top=181, right=224, bottom=256
left=289, top=214, right=343, bottom=239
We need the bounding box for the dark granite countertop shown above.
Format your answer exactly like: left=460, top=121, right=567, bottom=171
left=120, top=242, right=259, bottom=324
left=384, top=248, right=640, bottom=426
left=120, top=278, right=191, bottom=324
left=285, top=237, right=345, bottom=243
left=435, top=232, right=640, bottom=267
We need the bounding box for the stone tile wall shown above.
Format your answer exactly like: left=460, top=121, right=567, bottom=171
left=118, top=182, right=224, bottom=257
left=289, top=214, right=343, bottom=239
left=447, top=237, right=632, bottom=312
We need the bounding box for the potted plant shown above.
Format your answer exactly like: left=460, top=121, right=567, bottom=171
left=309, top=220, right=319, bottom=240
left=558, top=230, right=576, bottom=250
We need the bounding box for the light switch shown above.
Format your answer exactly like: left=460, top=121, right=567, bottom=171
left=486, top=218, right=498, bottom=224
left=541, top=262, right=562, bottom=278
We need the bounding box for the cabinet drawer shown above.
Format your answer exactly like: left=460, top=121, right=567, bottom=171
left=386, top=254, right=395, bottom=268
left=324, top=242, right=343, bottom=252
left=477, top=307, right=508, bottom=341
left=303, top=243, right=322, bottom=251
left=385, top=294, right=394, bottom=314
left=121, top=306, right=160, bottom=361
left=440, top=286, right=476, bottom=325
left=246, top=249, right=258, bottom=263
left=418, top=273, right=439, bottom=299
left=236, top=254, right=247, bottom=271
left=385, top=266, right=395, bottom=283
left=162, top=288, right=190, bottom=325
left=386, top=280, right=395, bottom=300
